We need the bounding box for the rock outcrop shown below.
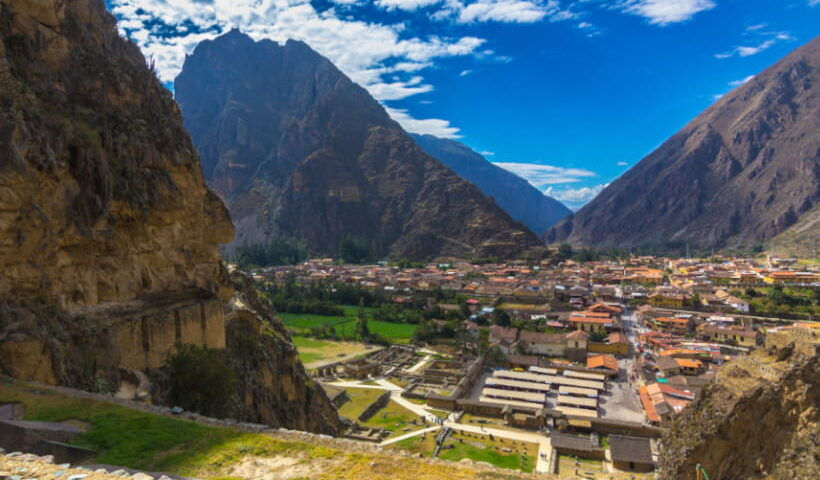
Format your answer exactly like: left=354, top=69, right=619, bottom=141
left=411, top=134, right=572, bottom=236
left=0, top=0, right=338, bottom=434
left=546, top=37, right=820, bottom=252
left=659, top=329, right=819, bottom=480
left=175, top=30, right=539, bottom=260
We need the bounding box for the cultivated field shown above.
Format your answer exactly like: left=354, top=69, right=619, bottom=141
left=291, top=336, right=378, bottom=367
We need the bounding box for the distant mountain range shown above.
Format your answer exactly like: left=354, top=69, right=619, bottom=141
left=411, top=134, right=572, bottom=236
left=547, top=37, right=820, bottom=253
left=175, top=30, right=539, bottom=260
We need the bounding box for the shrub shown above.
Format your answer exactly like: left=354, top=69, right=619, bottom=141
left=161, top=344, right=236, bottom=417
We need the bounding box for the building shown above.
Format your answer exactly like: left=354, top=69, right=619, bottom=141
left=700, top=325, right=760, bottom=347
left=586, top=354, right=618, bottom=372
left=609, top=435, right=654, bottom=472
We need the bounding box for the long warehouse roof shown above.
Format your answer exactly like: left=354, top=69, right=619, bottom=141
left=528, top=366, right=558, bottom=375
left=558, top=395, right=597, bottom=408
left=494, top=369, right=605, bottom=390
left=478, top=396, right=544, bottom=410
left=483, top=387, right=546, bottom=403
left=565, top=370, right=608, bottom=381
left=485, top=377, right=552, bottom=392
left=557, top=406, right=598, bottom=418
left=559, top=386, right=598, bottom=398
left=493, top=370, right=552, bottom=384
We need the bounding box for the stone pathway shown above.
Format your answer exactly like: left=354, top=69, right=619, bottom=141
left=379, top=426, right=441, bottom=446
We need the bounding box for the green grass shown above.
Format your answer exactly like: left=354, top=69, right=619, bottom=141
left=439, top=436, right=535, bottom=473
left=362, top=400, right=424, bottom=434
left=280, top=311, right=417, bottom=343
left=0, top=384, right=334, bottom=476
left=336, top=388, right=387, bottom=420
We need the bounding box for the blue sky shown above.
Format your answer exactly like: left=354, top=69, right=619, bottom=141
left=107, top=0, right=819, bottom=208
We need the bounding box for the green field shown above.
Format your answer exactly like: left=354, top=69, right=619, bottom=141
left=439, top=433, right=536, bottom=473
left=337, top=387, right=387, bottom=420
left=279, top=306, right=417, bottom=343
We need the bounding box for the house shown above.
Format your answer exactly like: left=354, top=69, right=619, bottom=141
left=647, top=317, right=693, bottom=336
left=725, top=296, right=750, bottom=313
left=655, top=355, right=681, bottom=377
left=639, top=382, right=694, bottom=426
left=585, top=302, right=623, bottom=320
left=701, top=325, right=760, bottom=347
left=569, top=314, right=613, bottom=334
left=674, top=358, right=703, bottom=376
left=517, top=331, right=568, bottom=357
left=609, top=435, right=654, bottom=472
left=587, top=354, right=618, bottom=372
left=489, top=325, right=520, bottom=353
left=648, top=292, right=688, bottom=308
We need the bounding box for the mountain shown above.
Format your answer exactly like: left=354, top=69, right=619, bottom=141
left=411, top=134, right=572, bottom=235
left=0, top=0, right=338, bottom=433
left=175, top=30, right=539, bottom=260
left=546, top=37, right=820, bottom=252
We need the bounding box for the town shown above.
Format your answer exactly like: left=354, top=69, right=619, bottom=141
left=247, top=253, right=819, bottom=477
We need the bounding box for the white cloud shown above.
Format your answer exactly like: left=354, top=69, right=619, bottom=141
left=544, top=184, right=608, bottom=206
left=493, top=162, right=597, bottom=186
left=109, top=0, right=494, bottom=136
left=459, top=69, right=474, bottom=76
left=480, top=150, right=495, bottom=156
left=375, top=0, right=443, bottom=11
left=384, top=106, right=462, bottom=138
left=809, top=0, right=820, bottom=6
left=617, top=0, right=715, bottom=25
left=429, top=0, right=577, bottom=24
left=715, top=29, right=793, bottom=59
left=711, top=93, right=724, bottom=101
left=617, top=161, right=628, bottom=166
left=728, top=74, right=754, bottom=87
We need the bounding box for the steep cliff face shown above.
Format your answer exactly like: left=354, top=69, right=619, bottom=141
left=659, top=330, right=819, bottom=480
left=175, top=30, right=539, bottom=260
left=546, top=37, right=820, bottom=252
left=411, top=134, right=572, bottom=235
left=0, top=0, right=338, bottom=434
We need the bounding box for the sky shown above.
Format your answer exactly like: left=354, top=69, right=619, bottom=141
left=106, top=0, right=820, bottom=209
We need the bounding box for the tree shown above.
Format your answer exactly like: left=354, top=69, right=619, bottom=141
left=357, top=316, right=370, bottom=340
left=162, top=345, right=236, bottom=417
left=492, top=309, right=512, bottom=327
left=557, top=243, right=574, bottom=261
left=338, top=235, right=375, bottom=264
left=588, top=331, right=607, bottom=343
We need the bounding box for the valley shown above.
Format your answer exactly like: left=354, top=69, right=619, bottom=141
left=0, top=0, right=816, bottom=479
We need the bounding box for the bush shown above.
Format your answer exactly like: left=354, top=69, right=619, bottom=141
left=161, top=344, right=236, bottom=417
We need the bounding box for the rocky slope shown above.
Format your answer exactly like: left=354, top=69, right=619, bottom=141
left=659, top=329, right=819, bottom=479
left=0, top=0, right=338, bottom=434
left=412, top=134, right=571, bottom=235
left=546, top=37, right=820, bottom=252
left=175, top=30, right=538, bottom=260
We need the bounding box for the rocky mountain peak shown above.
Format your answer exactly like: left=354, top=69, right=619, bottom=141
left=546, top=36, right=819, bottom=253
left=176, top=30, right=539, bottom=260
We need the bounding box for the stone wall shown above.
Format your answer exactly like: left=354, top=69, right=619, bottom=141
left=114, top=298, right=225, bottom=371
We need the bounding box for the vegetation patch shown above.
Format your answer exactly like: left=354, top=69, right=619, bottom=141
left=439, top=433, right=536, bottom=473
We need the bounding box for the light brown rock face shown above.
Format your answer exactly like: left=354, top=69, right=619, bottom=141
left=659, top=330, right=819, bottom=480
left=0, top=0, right=233, bottom=309
left=0, top=0, right=339, bottom=435
left=546, top=37, right=820, bottom=253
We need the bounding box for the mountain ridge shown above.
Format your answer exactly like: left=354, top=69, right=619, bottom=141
left=411, top=134, right=572, bottom=235
left=546, top=36, right=820, bottom=252
left=175, top=30, right=540, bottom=261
